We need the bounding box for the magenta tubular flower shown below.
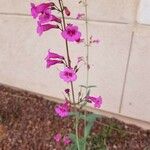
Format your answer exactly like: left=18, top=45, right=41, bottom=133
left=63, top=136, right=72, bottom=145
left=86, top=96, right=102, bottom=108
left=55, top=101, right=70, bottom=118
left=38, top=8, right=52, bottom=23
left=39, top=8, right=61, bottom=24
left=37, top=22, right=59, bottom=36
left=31, top=2, right=51, bottom=19
left=59, top=67, right=77, bottom=83
left=45, top=50, right=64, bottom=68
left=45, top=50, right=64, bottom=59
left=54, top=133, right=62, bottom=142
left=61, top=24, right=81, bottom=42
left=50, top=15, right=62, bottom=23
left=46, top=60, right=63, bottom=68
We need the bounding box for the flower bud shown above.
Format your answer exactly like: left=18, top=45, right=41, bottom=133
left=50, top=2, right=55, bottom=6
left=64, top=7, right=70, bottom=16
left=65, top=89, right=70, bottom=94
left=51, top=6, right=56, bottom=10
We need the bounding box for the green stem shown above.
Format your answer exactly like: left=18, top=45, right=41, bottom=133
left=75, top=114, right=80, bottom=150
left=59, top=0, right=71, bottom=67
left=84, top=0, right=89, bottom=150
left=58, top=0, right=80, bottom=149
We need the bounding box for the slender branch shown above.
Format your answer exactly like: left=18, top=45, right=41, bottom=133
left=70, top=82, right=75, bottom=104
left=70, top=99, right=84, bottom=106
left=58, top=0, right=76, bottom=105
left=58, top=1, right=80, bottom=149
left=58, top=0, right=75, bottom=103
left=75, top=114, right=80, bottom=150
left=58, top=0, right=71, bottom=67
left=54, top=4, right=61, bottom=12
left=84, top=0, right=89, bottom=149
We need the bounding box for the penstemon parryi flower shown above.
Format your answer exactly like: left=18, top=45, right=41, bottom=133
left=30, top=1, right=102, bottom=149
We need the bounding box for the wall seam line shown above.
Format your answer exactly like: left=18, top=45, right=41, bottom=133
left=119, top=31, right=135, bottom=113
left=0, top=12, right=133, bottom=25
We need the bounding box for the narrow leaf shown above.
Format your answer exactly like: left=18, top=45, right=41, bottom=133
left=86, top=89, right=91, bottom=97
left=68, top=112, right=80, bottom=117
left=69, top=144, right=78, bottom=150
left=85, top=122, right=94, bottom=138
left=80, top=85, right=96, bottom=89
left=69, top=133, right=76, bottom=143
left=79, top=113, right=100, bottom=122
left=86, top=114, right=100, bottom=122
left=79, top=138, right=86, bottom=149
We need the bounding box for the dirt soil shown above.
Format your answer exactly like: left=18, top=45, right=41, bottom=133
left=0, top=84, right=150, bottom=150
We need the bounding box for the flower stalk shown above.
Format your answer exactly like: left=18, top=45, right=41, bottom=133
left=84, top=0, right=89, bottom=149
left=58, top=0, right=80, bottom=149
left=30, top=1, right=102, bottom=149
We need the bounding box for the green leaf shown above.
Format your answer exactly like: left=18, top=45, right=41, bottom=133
left=79, top=113, right=100, bottom=122
left=80, top=85, right=96, bottom=89
left=68, top=112, right=80, bottom=117
left=80, top=114, right=101, bottom=139
left=69, top=144, right=78, bottom=150
left=86, top=89, right=90, bottom=97
left=69, top=133, right=76, bottom=143
left=86, top=114, right=100, bottom=122
left=69, top=134, right=86, bottom=150
left=78, top=138, right=86, bottom=149
left=85, top=122, right=94, bottom=138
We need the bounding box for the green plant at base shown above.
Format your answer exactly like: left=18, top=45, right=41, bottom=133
left=68, top=112, right=101, bottom=150
left=87, top=122, right=127, bottom=150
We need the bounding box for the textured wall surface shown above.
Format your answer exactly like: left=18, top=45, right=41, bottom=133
left=137, top=0, right=150, bottom=24
left=0, top=0, right=150, bottom=124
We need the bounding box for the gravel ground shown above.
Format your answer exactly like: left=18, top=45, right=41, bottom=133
left=0, top=84, right=150, bottom=150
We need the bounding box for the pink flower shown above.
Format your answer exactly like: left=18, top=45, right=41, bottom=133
left=38, top=8, right=52, bottom=23
left=50, top=15, right=61, bottom=23
left=31, top=2, right=61, bottom=35
left=31, top=2, right=51, bottom=19
left=45, top=50, right=64, bottom=68
left=45, top=50, right=64, bottom=59
left=61, top=24, right=81, bottom=42
left=54, top=133, right=62, bottom=142
left=46, top=60, right=63, bottom=68
left=37, top=22, right=59, bottom=36
left=76, top=13, right=85, bottom=20
left=59, top=68, right=77, bottom=82
left=55, top=101, right=70, bottom=118
left=63, top=136, right=72, bottom=145
left=39, top=8, right=61, bottom=24
left=86, top=96, right=102, bottom=108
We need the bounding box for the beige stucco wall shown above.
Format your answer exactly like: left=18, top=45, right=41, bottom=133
left=0, top=0, right=150, bottom=127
